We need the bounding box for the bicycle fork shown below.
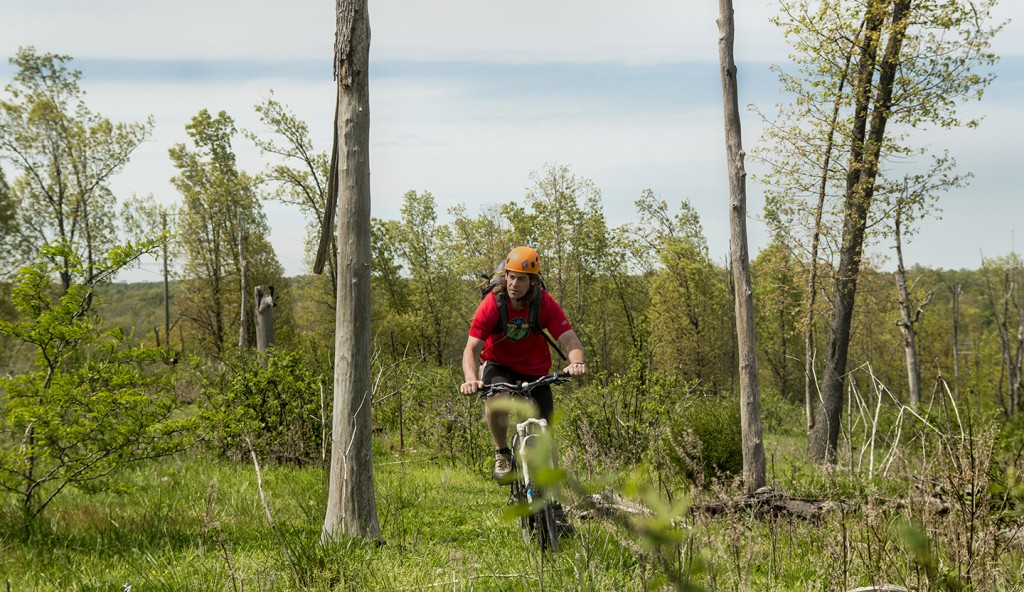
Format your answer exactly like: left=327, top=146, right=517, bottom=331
left=514, top=417, right=550, bottom=502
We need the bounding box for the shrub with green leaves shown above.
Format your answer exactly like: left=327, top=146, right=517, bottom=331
left=661, top=395, right=743, bottom=486
left=0, top=242, right=194, bottom=528
left=369, top=359, right=489, bottom=468
left=559, top=361, right=681, bottom=476
left=191, top=346, right=332, bottom=464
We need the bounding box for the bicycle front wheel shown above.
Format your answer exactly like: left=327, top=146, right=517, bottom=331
left=537, top=504, right=559, bottom=552
left=510, top=480, right=532, bottom=546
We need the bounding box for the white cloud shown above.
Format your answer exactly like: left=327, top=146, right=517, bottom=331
left=4, top=0, right=1019, bottom=67
left=3, top=0, right=1022, bottom=283
left=2, top=0, right=793, bottom=64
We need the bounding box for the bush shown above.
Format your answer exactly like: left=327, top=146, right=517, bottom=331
left=757, top=387, right=806, bottom=438
left=192, top=346, right=332, bottom=464
left=369, top=359, right=491, bottom=470
left=0, top=242, right=194, bottom=528
left=660, top=395, right=743, bottom=486
left=559, top=362, right=682, bottom=477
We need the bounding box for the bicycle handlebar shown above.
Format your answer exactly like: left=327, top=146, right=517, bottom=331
left=477, top=372, right=572, bottom=399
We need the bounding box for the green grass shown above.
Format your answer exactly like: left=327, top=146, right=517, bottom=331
left=0, top=453, right=651, bottom=591
left=3, top=423, right=1024, bottom=591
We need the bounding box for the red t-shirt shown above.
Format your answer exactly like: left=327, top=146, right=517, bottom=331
left=469, top=290, right=572, bottom=376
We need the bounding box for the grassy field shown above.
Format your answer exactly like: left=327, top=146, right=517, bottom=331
left=3, top=427, right=1024, bottom=591
left=1, top=451, right=652, bottom=591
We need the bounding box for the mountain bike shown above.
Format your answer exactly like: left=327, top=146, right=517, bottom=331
left=478, top=372, right=571, bottom=552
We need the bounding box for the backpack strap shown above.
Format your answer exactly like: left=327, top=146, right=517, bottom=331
left=494, top=292, right=509, bottom=334
left=530, top=285, right=568, bottom=361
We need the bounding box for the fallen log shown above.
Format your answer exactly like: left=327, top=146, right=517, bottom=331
left=690, top=486, right=855, bottom=520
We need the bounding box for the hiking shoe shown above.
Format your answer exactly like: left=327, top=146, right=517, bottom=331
left=493, top=450, right=513, bottom=483
left=551, top=502, right=575, bottom=537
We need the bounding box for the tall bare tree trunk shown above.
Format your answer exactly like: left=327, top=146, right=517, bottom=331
left=238, top=209, right=249, bottom=349
left=718, top=0, right=765, bottom=492
left=322, top=0, right=380, bottom=542
left=893, top=209, right=932, bottom=407
left=255, top=285, right=275, bottom=362
left=162, top=212, right=171, bottom=345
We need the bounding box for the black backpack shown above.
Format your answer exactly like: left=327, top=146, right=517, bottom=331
left=479, top=268, right=567, bottom=361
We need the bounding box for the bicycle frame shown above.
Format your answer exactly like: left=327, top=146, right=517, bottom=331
left=476, top=373, right=570, bottom=551
left=510, top=416, right=559, bottom=551
left=513, top=417, right=549, bottom=502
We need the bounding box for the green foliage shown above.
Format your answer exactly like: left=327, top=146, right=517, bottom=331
left=190, top=346, right=332, bottom=464
left=246, top=94, right=337, bottom=340
left=369, top=359, right=491, bottom=470
left=560, top=358, right=680, bottom=477
left=662, top=396, right=744, bottom=486
left=756, top=388, right=807, bottom=438
left=371, top=191, right=469, bottom=365
left=2, top=361, right=1024, bottom=589
left=0, top=242, right=193, bottom=527
left=169, top=109, right=286, bottom=355
left=751, top=241, right=805, bottom=403
left=0, top=47, right=154, bottom=292
left=639, top=194, right=733, bottom=390
left=0, top=166, right=19, bottom=279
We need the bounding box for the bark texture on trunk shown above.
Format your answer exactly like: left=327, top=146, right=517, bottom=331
left=322, top=0, right=381, bottom=543
left=718, top=0, right=766, bottom=492
left=254, top=285, right=275, bottom=357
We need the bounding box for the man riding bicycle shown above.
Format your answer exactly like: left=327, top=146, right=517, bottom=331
left=459, top=246, right=587, bottom=482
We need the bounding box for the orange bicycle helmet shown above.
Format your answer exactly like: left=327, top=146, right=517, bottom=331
left=504, top=246, right=540, bottom=275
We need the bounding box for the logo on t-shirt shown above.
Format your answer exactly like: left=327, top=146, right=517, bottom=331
left=504, top=317, right=530, bottom=342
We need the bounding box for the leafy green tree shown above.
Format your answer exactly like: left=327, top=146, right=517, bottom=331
left=0, top=242, right=193, bottom=531
left=634, top=192, right=732, bottom=390
left=0, top=47, right=153, bottom=294
left=0, top=168, right=16, bottom=370
left=0, top=167, right=18, bottom=279
left=524, top=165, right=608, bottom=325
left=582, top=224, right=651, bottom=373
left=246, top=95, right=336, bottom=344
left=757, top=0, right=1001, bottom=462
left=448, top=202, right=528, bottom=283
left=247, top=95, right=332, bottom=270
left=375, top=191, right=464, bottom=365
left=980, top=253, right=1024, bottom=415
left=118, top=193, right=179, bottom=347
left=369, top=216, right=413, bottom=345
left=169, top=110, right=285, bottom=354
left=751, top=241, right=804, bottom=402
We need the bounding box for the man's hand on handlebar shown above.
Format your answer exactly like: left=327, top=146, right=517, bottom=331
left=460, top=379, right=484, bottom=396
left=562, top=361, right=586, bottom=378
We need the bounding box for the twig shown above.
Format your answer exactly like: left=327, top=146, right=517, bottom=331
left=868, top=363, right=884, bottom=480
left=941, top=378, right=965, bottom=443
left=881, top=407, right=906, bottom=477
left=376, top=457, right=434, bottom=466
left=204, top=480, right=239, bottom=592
left=245, top=436, right=302, bottom=589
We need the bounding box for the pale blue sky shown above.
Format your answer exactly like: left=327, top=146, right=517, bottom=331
left=1, top=0, right=1021, bottom=281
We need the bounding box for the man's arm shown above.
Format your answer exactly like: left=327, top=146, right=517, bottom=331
left=460, top=336, right=486, bottom=395
left=557, top=329, right=586, bottom=377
